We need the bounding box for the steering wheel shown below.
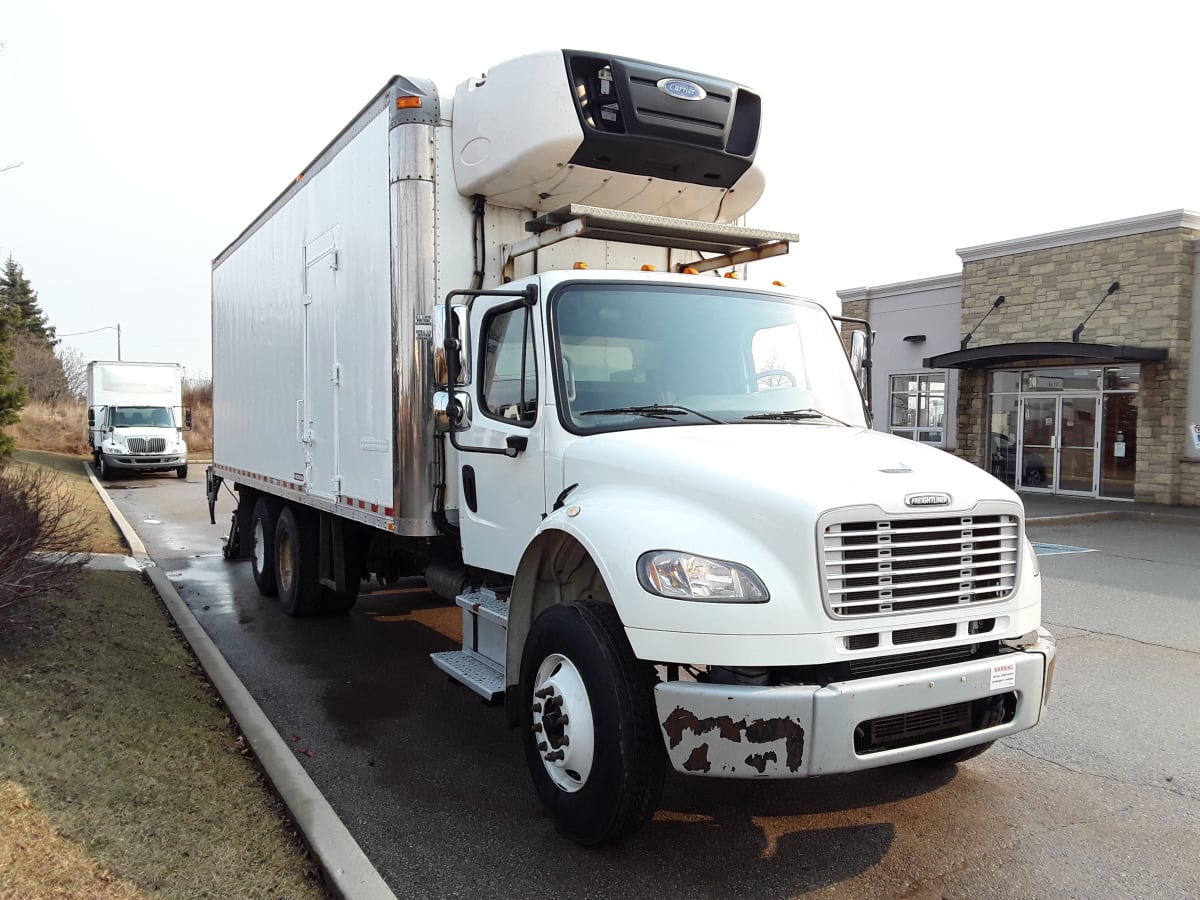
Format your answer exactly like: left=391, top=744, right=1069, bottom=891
left=752, top=369, right=797, bottom=388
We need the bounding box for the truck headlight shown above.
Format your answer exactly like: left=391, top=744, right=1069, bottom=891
left=637, top=551, right=769, bottom=602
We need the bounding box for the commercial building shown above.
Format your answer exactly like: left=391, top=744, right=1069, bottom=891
left=838, top=209, right=1200, bottom=506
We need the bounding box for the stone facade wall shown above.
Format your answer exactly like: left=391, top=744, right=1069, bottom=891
left=956, top=226, right=1198, bottom=504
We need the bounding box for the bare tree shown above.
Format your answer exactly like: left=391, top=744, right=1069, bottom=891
left=11, top=333, right=69, bottom=403
left=57, top=344, right=88, bottom=398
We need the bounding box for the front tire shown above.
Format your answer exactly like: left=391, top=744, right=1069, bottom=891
left=98, top=454, right=115, bottom=481
left=176, top=464, right=188, bottom=479
left=274, top=506, right=321, bottom=617
left=519, top=602, right=664, bottom=845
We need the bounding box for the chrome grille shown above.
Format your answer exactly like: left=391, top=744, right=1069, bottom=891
left=821, top=512, right=1019, bottom=618
left=127, top=437, right=166, bottom=454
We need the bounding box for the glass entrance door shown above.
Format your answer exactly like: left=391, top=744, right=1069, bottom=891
left=1020, top=397, right=1055, bottom=490
left=1018, top=395, right=1099, bottom=495
left=1057, top=395, right=1099, bottom=494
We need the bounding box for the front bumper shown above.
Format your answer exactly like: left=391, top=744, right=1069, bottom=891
left=653, top=631, right=1056, bottom=778
left=104, top=453, right=187, bottom=471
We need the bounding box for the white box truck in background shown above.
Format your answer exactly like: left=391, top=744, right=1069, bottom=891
left=87, top=360, right=190, bottom=480
left=207, top=50, right=1056, bottom=844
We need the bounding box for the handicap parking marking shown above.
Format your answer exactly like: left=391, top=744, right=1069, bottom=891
left=1031, top=541, right=1096, bottom=556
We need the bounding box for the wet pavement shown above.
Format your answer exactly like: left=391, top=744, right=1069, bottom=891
left=100, top=471, right=1200, bottom=899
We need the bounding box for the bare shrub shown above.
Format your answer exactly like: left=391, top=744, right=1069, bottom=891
left=0, top=461, right=93, bottom=617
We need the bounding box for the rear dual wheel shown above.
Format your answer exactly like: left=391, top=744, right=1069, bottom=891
left=271, top=505, right=360, bottom=616
left=250, top=496, right=280, bottom=596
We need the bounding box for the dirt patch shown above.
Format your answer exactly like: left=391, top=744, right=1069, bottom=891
left=0, top=568, right=329, bottom=898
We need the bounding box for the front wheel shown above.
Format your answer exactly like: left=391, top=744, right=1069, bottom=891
left=176, top=464, right=188, bottom=479
left=519, top=602, right=664, bottom=845
left=98, top=454, right=115, bottom=481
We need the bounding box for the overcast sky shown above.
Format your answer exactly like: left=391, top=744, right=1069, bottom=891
left=2, top=1, right=1197, bottom=377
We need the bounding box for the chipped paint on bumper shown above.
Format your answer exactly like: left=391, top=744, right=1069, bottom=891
left=653, top=635, right=1055, bottom=778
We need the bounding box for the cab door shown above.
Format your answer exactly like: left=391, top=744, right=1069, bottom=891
left=456, top=295, right=547, bottom=575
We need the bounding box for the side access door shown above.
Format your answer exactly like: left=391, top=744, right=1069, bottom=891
left=454, top=291, right=547, bottom=575
left=302, top=230, right=341, bottom=501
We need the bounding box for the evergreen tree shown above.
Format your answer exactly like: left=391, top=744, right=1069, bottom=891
left=0, top=255, right=55, bottom=343
left=0, top=301, right=26, bottom=460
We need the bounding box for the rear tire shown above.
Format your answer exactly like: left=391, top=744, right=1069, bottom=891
left=519, top=601, right=664, bottom=845
left=274, top=506, right=321, bottom=617
left=250, top=496, right=280, bottom=597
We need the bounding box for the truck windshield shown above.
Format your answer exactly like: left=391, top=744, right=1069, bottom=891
left=112, top=406, right=175, bottom=428
left=552, top=283, right=868, bottom=434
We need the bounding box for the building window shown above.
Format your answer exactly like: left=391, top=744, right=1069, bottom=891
left=890, top=373, right=945, bottom=444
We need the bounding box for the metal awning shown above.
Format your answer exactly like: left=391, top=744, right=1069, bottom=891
left=923, top=341, right=1169, bottom=369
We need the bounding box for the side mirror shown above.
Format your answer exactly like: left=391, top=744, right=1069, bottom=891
left=432, top=304, right=470, bottom=387
left=184, top=408, right=193, bottom=429
left=88, top=409, right=95, bottom=426
left=849, top=329, right=870, bottom=395
left=433, top=390, right=473, bottom=433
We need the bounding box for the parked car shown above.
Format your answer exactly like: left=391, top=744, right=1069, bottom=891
left=990, top=432, right=1047, bottom=487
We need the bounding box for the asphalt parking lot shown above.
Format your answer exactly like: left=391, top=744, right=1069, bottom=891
left=105, top=475, right=1200, bottom=899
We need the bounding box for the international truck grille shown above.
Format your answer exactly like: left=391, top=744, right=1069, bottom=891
left=821, top=513, right=1019, bottom=618
left=127, top=438, right=166, bottom=454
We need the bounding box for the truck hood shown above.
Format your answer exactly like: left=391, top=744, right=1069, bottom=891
left=561, top=423, right=1019, bottom=519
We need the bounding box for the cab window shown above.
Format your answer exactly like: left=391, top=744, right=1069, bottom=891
left=480, top=306, right=537, bottom=425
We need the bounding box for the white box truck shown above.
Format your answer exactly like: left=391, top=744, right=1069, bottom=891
left=87, top=360, right=190, bottom=480
left=207, top=50, right=1056, bottom=844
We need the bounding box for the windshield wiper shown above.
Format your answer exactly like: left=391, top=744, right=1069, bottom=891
left=742, top=408, right=850, bottom=426
left=580, top=404, right=726, bottom=425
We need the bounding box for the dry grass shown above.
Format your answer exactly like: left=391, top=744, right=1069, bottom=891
left=0, top=781, right=145, bottom=900
left=0, top=451, right=328, bottom=898
left=5, top=400, right=89, bottom=456
left=2, top=396, right=213, bottom=458
left=0, top=570, right=328, bottom=899
left=13, top=450, right=126, bottom=555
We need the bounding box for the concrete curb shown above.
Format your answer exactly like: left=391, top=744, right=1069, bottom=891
left=84, top=462, right=396, bottom=900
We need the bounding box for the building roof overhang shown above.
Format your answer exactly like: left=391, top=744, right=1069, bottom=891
left=923, top=341, right=1169, bottom=370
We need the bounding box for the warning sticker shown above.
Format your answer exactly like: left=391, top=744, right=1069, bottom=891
left=990, top=660, right=1017, bottom=690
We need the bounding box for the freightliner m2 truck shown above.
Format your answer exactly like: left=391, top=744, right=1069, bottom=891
left=87, top=360, right=190, bottom=480
left=207, top=50, right=1056, bottom=844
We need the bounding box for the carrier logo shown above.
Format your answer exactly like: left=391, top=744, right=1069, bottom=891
left=905, top=492, right=952, bottom=508
left=657, top=78, right=706, bottom=101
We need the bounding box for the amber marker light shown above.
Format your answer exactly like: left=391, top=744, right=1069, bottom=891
left=573, top=261, right=589, bottom=269
left=772, top=280, right=786, bottom=287
left=723, top=271, right=740, bottom=279
left=641, top=264, right=656, bottom=271
left=682, top=266, right=699, bottom=275
left=396, top=96, right=422, bottom=109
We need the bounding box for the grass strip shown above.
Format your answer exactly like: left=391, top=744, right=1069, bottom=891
left=0, top=538, right=328, bottom=898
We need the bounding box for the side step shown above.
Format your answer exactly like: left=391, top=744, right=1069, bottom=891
left=430, top=588, right=509, bottom=701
